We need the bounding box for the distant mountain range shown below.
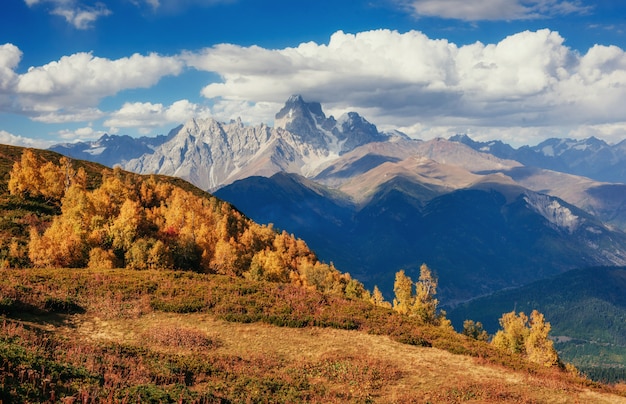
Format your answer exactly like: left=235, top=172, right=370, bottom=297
left=216, top=169, right=626, bottom=304
left=49, top=129, right=177, bottom=168
left=449, top=134, right=626, bottom=184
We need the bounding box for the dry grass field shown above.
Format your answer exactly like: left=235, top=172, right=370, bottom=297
left=1, top=267, right=625, bottom=403
left=67, top=312, right=626, bottom=403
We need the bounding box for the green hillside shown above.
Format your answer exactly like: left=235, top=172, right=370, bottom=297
left=448, top=266, right=626, bottom=382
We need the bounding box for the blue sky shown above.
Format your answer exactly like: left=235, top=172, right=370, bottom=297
left=1, top=0, right=626, bottom=148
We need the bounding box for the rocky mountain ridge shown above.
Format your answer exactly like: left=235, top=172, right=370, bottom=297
left=450, top=134, right=626, bottom=183
left=120, top=96, right=399, bottom=191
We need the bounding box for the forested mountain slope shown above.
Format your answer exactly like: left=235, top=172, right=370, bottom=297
left=216, top=171, right=626, bottom=304
left=447, top=266, right=626, bottom=382
left=0, top=144, right=365, bottom=299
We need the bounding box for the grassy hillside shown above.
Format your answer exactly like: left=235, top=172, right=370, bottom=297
left=447, top=266, right=626, bottom=382
left=1, top=267, right=625, bottom=403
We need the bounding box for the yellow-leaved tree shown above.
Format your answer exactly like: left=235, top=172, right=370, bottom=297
left=462, top=320, right=489, bottom=341
left=492, top=310, right=560, bottom=367
left=370, top=285, right=391, bottom=308
left=393, top=269, right=413, bottom=315
left=8, top=149, right=44, bottom=198
left=412, top=263, right=439, bottom=324
left=525, top=310, right=560, bottom=367
left=392, top=264, right=448, bottom=326
left=8, top=151, right=84, bottom=202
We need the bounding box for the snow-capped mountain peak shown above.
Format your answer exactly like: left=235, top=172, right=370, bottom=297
left=275, top=94, right=389, bottom=155
left=120, top=96, right=400, bottom=191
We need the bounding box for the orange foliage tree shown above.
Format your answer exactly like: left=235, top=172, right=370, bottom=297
left=16, top=153, right=366, bottom=299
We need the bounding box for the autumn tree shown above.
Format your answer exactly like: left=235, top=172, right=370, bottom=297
left=492, top=310, right=560, bottom=367
left=492, top=311, right=529, bottom=355
left=393, top=270, right=413, bottom=315
left=412, top=263, right=439, bottom=324
left=526, top=310, right=560, bottom=367
left=9, top=151, right=84, bottom=202
left=392, top=265, right=446, bottom=325
left=88, top=247, right=118, bottom=269
left=370, top=285, right=392, bottom=309
left=462, top=320, right=489, bottom=341
left=8, top=149, right=44, bottom=198
left=29, top=217, right=88, bottom=268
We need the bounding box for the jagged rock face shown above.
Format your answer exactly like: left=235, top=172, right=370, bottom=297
left=124, top=95, right=396, bottom=191
left=275, top=95, right=330, bottom=149
left=334, top=112, right=384, bottom=152
left=123, top=117, right=332, bottom=191
left=274, top=94, right=388, bottom=155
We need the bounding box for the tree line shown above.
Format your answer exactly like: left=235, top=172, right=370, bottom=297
left=7, top=150, right=366, bottom=299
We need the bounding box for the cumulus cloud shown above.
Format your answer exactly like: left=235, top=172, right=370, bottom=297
left=6, top=48, right=183, bottom=122
left=210, top=99, right=282, bottom=126
left=0, top=44, right=22, bottom=91
left=104, top=100, right=212, bottom=133
left=24, top=0, right=111, bottom=29
left=4, top=27, right=626, bottom=147
left=31, top=108, right=105, bottom=124
left=184, top=28, right=626, bottom=145
left=397, top=0, right=591, bottom=21
left=57, top=125, right=106, bottom=141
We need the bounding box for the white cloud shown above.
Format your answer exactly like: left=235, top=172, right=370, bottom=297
left=210, top=99, right=282, bottom=125
left=104, top=100, right=211, bottom=133
left=0, top=44, right=22, bottom=91
left=0, top=129, right=55, bottom=148
left=9, top=49, right=183, bottom=122
left=3, top=27, right=626, bottom=148
left=568, top=123, right=626, bottom=145
left=398, top=0, right=591, bottom=21
left=57, top=125, right=106, bottom=141
left=184, top=28, right=626, bottom=146
left=17, top=51, right=183, bottom=97
left=51, top=3, right=111, bottom=29
left=24, top=0, right=111, bottom=29
left=31, top=108, right=105, bottom=123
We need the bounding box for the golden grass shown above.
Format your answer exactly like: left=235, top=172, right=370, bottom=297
left=63, top=312, right=626, bottom=403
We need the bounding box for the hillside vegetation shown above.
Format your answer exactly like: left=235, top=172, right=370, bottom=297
left=2, top=267, right=626, bottom=403
left=1, top=145, right=625, bottom=402
left=0, top=146, right=364, bottom=300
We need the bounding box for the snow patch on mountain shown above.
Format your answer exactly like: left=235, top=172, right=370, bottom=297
left=541, top=145, right=555, bottom=157
left=85, top=146, right=106, bottom=156
left=524, top=193, right=580, bottom=234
